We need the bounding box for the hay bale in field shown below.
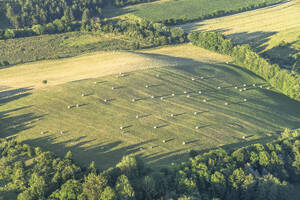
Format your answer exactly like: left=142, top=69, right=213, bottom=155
left=200, top=76, right=204, bottom=79
left=170, top=114, right=174, bottom=117
left=186, top=95, right=190, bottom=98
left=224, top=102, right=228, bottom=106
left=184, top=91, right=187, bottom=94
left=172, top=93, right=175, bottom=96
left=150, top=146, right=153, bottom=149
left=182, top=141, right=186, bottom=145
left=103, top=99, right=107, bottom=102
left=234, top=86, right=238, bottom=89
left=253, top=84, right=256, bottom=87
left=191, top=77, right=195, bottom=81
left=112, top=87, right=115, bottom=90
left=132, top=98, right=136, bottom=102
left=120, top=126, right=124, bottom=130
left=266, top=87, right=270, bottom=90
left=160, top=97, right=164, bottom=100
left=81, top=93, right=85, bottom=97
left=243, top=99, right=247, bottom=102
left=239, top=89, right=243, bottom=92
left=217, top=86, right=221, bottom=89
left=243, top=84, right=247, bottom=87
left=156, top=74, right=160, bottom=78
left=195, top=126, right=199, bottom=129
left=60, top=131, right=64, bottom=135
left=151, top=95, right=155, bottom=99
left=226, top=61, right=229, bottom=64
left=145, top=85, right=149, bottom=88
left=76, top=104, right=80, bottom=108
left=242, top=136, right=246, bottom=139
left=194, top=112, right=198, bottom=115
left=40, top=131, right=44, bottom=135
left=203, top=99, right=207, bottom=102
left=198, top=91, right=202, bottom=94
left=154, top=126, right=157, bottom=129
left=67, top=105, right=71, bottom=109
left=163, top=140, right=166, bottom=143
left=243, top=88, right=247, bottom=91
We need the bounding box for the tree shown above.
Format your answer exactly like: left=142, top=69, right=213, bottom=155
left=81, top=173, right=108, bottom=200
left=115, top=174, right=135, bottom=200
left=100, top=186, right=118, bottom=200
left=81, top=9, right=91, bottom=24
left=50, top=179, right=82, bottom=200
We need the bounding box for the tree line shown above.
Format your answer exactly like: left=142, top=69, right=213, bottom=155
left=188, top=31, right=300, bottom=102
left=0, top=129, right=299, bottom=199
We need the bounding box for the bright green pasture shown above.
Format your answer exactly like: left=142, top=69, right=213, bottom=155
left=104, top=0, right=281, bottom=22
left=1, top=62, right=300, bottom=170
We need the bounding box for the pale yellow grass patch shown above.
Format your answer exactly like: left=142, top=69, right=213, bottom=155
left=0, top=44, right=230, bottom=90
left=180, top=0, right=300, bottom=44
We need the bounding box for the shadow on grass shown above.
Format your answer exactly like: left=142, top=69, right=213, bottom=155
left=0, top=88, right=42, bottom=139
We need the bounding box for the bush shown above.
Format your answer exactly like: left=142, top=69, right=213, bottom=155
left=42, top=80, right=48, bottom=84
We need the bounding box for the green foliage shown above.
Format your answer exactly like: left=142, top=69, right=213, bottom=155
left=0, top=129, right=300, bottom=199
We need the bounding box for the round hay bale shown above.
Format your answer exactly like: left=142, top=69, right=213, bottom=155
left=198, top=91, right=202, bottom=94
left=224, top=102, right=228, bottom=106
left=132, top=98, right=136, bottom=102
left=182, top=141, right=186, bottom=145
left=104, top=99, right=107, bottom=102
left=151, top=96, right=155, bottom=99
left=186, top=95, right=190, bottom=98
left=81, top=94, right=85, bottom=97
left=170, top=114, right=174, bottom=117
left=234, top=86, right=238, bottom=89
left=242, top=136, right=246, bottom=139
left=194, top=112, right=197, bottom=115
left=156, top=74, right=160, bottom=78
left=243, top=84, right=247, bottom=87
left=243, top=99, right=247, bottom=102
left=259, top=85, right=263, bottom=88
left=160, top=97, right=164, bottom=100
left=60, top=131, right=64, bottom=135
left=253, top=84, right=256, bottom=87
left=136, top=115, right=139, bottom=119
left=40, top=131, right=44, bottom=135
left=163, top=140, right=166, bottom=143
left=76, top=104, right=80, bottom=107
left=120, top=126, right=123, bottom=130
left=67, top=105, right=71, bottom=109
left=217, top=86, right=221, bottom=89
left=172, top=93, right=175, bottom=96
left=266, top=87, right=270, bottom=90
left=112, top=87, right=115, bottom=90
left=191, top=77, right=195, bottom=81
left=195, top=126, right=199, bottom=129
left=203, top=99, right=207, bottom=102
left=239, top=89, right=243, bottom=92
left=184, top=91, right=187, bottom=94
left=243, top=88, right=247, bottom=91
left=145, top=85, right=149, bottom=88
left=154, top=126, right=157, bottom=129
left=200, top=76, right=204, bottom=79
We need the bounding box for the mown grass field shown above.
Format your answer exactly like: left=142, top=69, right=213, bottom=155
left=179, top=0, right=300, bottom=56
left=0, top=31, right=152, bottom=67
left=104, top=0, right=282, bottom=22
left=1, top=45, right=300, bottom=170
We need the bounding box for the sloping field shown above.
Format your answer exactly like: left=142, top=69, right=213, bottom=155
left=0, top=44, right=230, bottom=89
left=179, top=0, right=300, bottom=49
left=1, top=45, right=300, bottom=170
left=104, top=0, right=281, bottom=22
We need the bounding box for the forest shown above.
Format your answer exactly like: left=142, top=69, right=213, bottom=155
left=0, top=129, right=299, bottom=199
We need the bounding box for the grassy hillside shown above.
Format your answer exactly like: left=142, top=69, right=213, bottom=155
left=1, top=45, right=299, bottom=170
left=179, top=0, right=300, bottom=67
left=0, top=31, right=152, bottom=67
left=104, top=0, right=282, bottom=22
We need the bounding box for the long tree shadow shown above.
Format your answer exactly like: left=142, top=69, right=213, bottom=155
left=0, top=88, right=40, bottom=139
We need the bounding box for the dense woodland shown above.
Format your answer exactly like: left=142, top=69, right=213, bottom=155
left=0, top=129, right=299, bottom=199
left=188, top=32, right=300, bottom=101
